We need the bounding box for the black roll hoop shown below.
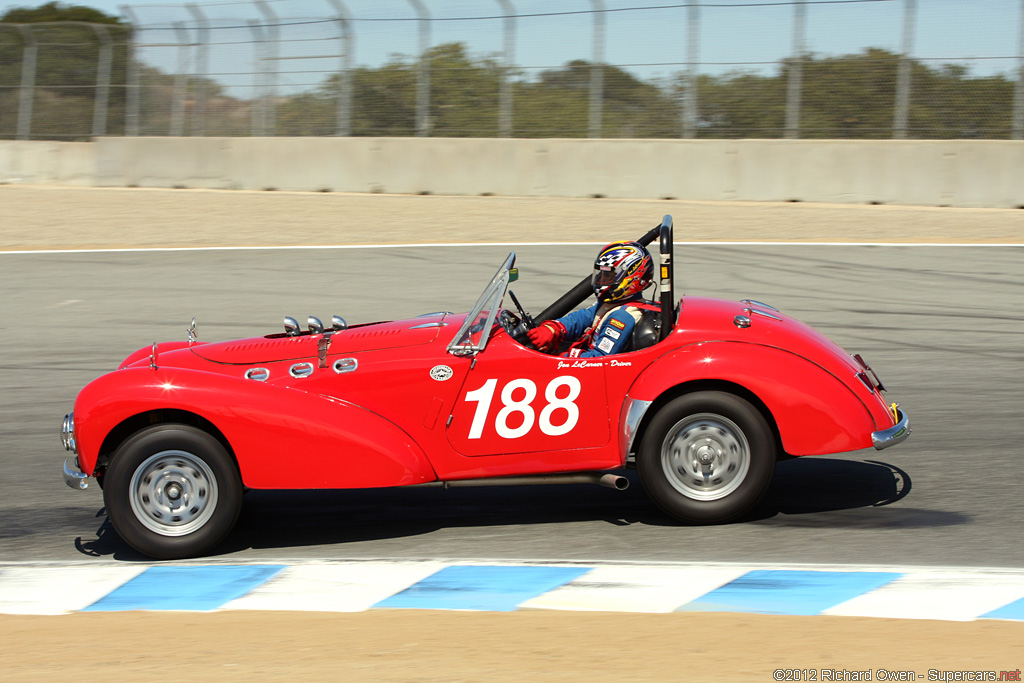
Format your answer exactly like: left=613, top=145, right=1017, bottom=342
left=534, top=214, right=676, bottom=336
left=657, top=214, right=674, bottom=340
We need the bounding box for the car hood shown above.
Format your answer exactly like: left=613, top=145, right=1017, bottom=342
left=188, top=315, right=451, bottom=365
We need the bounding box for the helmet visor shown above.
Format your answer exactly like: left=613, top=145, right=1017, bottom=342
left=593, top=267, right=618, bottom=290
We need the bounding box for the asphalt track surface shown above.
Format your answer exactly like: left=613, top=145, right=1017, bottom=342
left=3, top=242, right=1022, bottom=567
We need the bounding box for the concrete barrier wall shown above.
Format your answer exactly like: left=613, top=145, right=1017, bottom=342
left=2, top=137, right=1022, bottom=208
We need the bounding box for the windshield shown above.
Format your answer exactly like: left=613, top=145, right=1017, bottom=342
left=447, top=252, right=516, bottom=356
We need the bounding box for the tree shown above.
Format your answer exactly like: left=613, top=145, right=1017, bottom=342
left=0, top=2, right=130, bottom=139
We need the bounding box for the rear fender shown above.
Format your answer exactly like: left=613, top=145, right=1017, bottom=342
left=626, top=342, right=877, bottom=456
left=74, top=367, right=436, bottom=489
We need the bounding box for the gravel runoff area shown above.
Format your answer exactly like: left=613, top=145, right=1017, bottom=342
left=2, top=185, right=1024, bottom=249
left=2, top=185, right=1022, bottom=681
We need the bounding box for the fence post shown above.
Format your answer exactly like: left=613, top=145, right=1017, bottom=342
left=170, top=21, right=191, bottom=136
left=248, top=20, right=266, bottom=136
left=119, top=5, right=140, bottom=136
left=16, top=25, right=37, bottom=141
left=785, top=1, right=807, bottom=139
left=1012, top=0, right=1024, bottom=139
left=588, top=0, right=605, bottom=138
left=187, top=3, right=209, bottom=136
left=325, top=0, right=354, bottom=137
left=90, top=24, right=113, bottom=137
left=407, top=0, right=431, bottom=137
left=893, top=0, right=916, bottom=139
left=496, top=0, right=516, bottom=137
left=683, top=0, right=699, bottom=138
left=254, top=0, right=279, bottom=136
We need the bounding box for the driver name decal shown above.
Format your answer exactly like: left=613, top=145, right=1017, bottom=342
left=430, top=365, right=454, bottom=381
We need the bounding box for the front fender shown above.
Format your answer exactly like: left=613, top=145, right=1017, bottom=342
left=74, top=367, right=436, bottom=489
left=626, top=342, right=881, bottom=456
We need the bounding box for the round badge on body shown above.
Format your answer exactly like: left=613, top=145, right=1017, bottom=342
left=430, top=365, right=454, bottom=381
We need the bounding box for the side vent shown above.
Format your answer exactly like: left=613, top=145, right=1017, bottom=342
left=245, top=367, right=270, bottom=382
left=333, top=358, right=358, bottom=374
left=289, top=362, right=314, bottom=378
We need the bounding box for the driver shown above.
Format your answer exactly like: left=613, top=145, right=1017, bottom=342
left=527, top=241, right=660, bottom=358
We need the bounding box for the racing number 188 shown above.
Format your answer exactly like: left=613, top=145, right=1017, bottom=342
left=465, top=376, right=581, bottom=439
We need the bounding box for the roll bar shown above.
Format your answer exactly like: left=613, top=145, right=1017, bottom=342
left=658, top=215, right=674, bottom=340
left=535, top=215, right=675, bottom=338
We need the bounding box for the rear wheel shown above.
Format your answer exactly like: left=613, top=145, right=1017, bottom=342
left=103, top=424, right=242, bottom=559
left=638, top=391, right=775, bottom=524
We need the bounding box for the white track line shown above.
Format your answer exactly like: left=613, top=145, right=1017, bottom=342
left=2, top=242, right=1022, bottom=255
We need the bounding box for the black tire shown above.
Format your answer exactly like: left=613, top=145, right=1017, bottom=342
left=637, top=391, right=775, bottom=524
left=103, top=424, right=242, bottom=560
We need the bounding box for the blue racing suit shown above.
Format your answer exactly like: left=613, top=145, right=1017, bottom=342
left=551, top=298, right=659, bottom=358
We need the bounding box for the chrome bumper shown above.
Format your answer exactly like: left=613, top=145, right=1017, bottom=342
left=62, top=410, right=88, bottom=489
left=63, top=459, right=89, bottom=490
left=872, top=408, right=911, bottom=450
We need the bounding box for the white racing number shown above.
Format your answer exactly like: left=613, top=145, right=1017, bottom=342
left=465, top=376, right=582, bottom=439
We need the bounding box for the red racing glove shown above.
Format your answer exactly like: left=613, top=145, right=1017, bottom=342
left=527, top=321, right=565, bottom=352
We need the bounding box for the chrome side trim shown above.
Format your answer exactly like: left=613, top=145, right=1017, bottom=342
left=409, top=321, right=449, bottom=329
left=63, top=458, right=88, bottom=490
left=410, top=472, right=629, bottom=490
left=245, top=367, right=270, bottom=382
left=289, top=362, right=315, bottom=378
left=872, top=408, right=911, bottom=450
left=621, top=397, right=653, bottom=459
left=416, top=311, right=452, bottom=317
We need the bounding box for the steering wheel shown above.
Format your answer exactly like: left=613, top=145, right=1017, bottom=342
left=507, top=290, right=536, bottom=332
left=499, top=308, right=522, bottom=336
left=502, top=290, right=538, bottom=346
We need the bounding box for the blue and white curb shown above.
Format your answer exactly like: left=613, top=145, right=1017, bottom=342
left=2, top=561, right=1024, bottom=622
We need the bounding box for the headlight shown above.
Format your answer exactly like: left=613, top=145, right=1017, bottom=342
left=61, top=412, right=77, bottom=454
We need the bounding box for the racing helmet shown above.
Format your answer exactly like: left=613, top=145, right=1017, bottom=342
left=592, top=241, right=654, bottom=303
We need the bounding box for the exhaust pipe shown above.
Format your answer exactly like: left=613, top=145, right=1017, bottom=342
left=412, top=472, right=629, bottom=491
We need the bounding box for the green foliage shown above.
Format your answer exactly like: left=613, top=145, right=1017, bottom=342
left=1, top=1, right=121, bottom=23
left=0, top=2, right=130, bottom=138
left=1, top=24, right=1018, bottom=140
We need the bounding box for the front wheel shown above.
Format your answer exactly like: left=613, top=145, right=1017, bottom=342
left=103, top=424, right=243, bottom=559
left=637, top=391, right=775, bottom=524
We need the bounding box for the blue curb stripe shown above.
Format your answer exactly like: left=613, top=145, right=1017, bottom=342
left=678, top=570, right=903, bottom=616
left=83, top=565, right=287, bottom=612
left=981, top=596, right=1024, bottom=621
left=373, top=565, right=592, bottom=612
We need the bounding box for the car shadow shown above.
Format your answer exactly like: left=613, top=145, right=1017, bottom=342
left=72, top=457, right=966, bottom=560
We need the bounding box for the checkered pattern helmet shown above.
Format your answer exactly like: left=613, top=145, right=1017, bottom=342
left=592, top=241, right=653, bottom=303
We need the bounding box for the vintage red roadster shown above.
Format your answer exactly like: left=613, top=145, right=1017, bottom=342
left=61, top=216, right=909, bottom=559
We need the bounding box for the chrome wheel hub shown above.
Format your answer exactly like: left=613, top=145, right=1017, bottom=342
left=129, top=450, right=219, bottom=536
left=661, top=413, right=750, bottom=501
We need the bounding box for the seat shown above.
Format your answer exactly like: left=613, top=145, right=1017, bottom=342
left=630, top=308, right=662, bottom=351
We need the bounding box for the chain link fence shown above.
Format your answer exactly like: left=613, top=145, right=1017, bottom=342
left=2, top=0, right=1023, bottom=140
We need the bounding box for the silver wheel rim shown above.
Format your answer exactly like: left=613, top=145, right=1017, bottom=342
left=661, top=413, right=750, bottom=501
left=128, top=450, right=219, bottom=536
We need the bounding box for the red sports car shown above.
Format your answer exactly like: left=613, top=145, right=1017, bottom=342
left=61, top=216, right=909, bottom=559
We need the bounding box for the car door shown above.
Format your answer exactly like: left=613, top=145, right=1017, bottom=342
left=445, top=334, right=611, bottom=457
